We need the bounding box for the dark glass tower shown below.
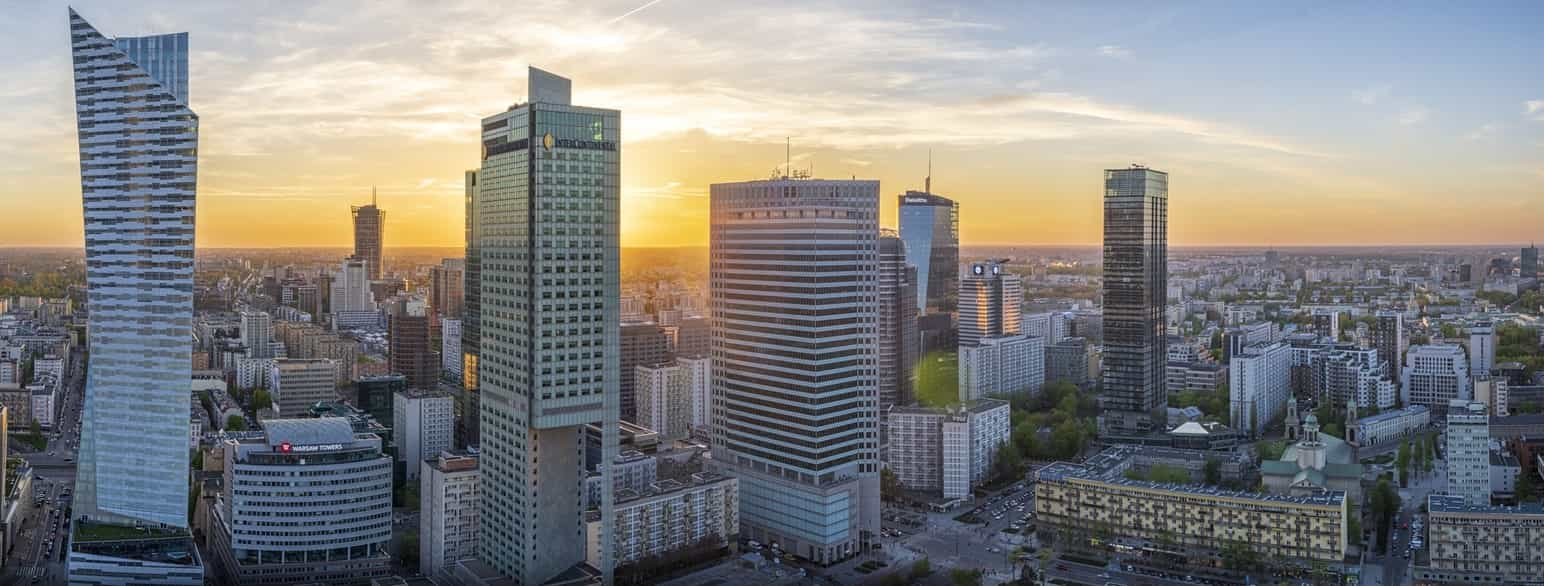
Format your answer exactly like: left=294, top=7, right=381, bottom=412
left=1099, top=165, right=1168, bottom=436
left=898, top=191, right=958, bottom=312
left=878, top=231, right=919, bottom=409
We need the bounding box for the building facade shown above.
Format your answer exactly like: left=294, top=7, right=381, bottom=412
left=885, top=400, right=1010, bottom=500
left=1347, top=405, right=1430, bottom=448
left=1046, top=337, right=1089, bottom=387
left=1100, top=166, right=1169, bottom=435
left=421, top=452, right=479, bottom=581
left=585, top=472, right=738, bottom=571
left=635, top=362, right=694, bottom=441
left=352, top=194, right=384, bottom=281
left=957, top=260, right=1023, bottom=348
left=709, top=177, right=881, bottom=565
left=1416, top=495, right=1544, bottom=584
left=620, top=322, right=671, bottom=422
left=1446, top=400, right=1491, bottom=507
left=897, top=191, right=958, bottom=312
left=393, top=390, right=455, bottom=481
left=958, top=334, right=1044, bottom=400
left=1469, top=321, right=1496, bottom=377
left=270, top=359, right=338, bottom=417
left=474, top=68, right=621, bottom=583
left=1402, top=344, right=1471, bottom=415
left=877, top=232, right=919, bottom=409
left=1230, top=342, right=1291, bottom=436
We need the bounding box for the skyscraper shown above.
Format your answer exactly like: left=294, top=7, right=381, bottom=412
left=460, top=170, right=482, bottom=447
left=1099, top=165, right=1169, bottom=436
left=241, top=310, right=274, bottom=359
left=1373, top=310, right=1404, bottom=381
left=474, top=68, right=619, bottom=584
left=957, top=260, right=1024, bottom=348
left=71, top=7, right=197, bottom=530
left=1523, top=244, right=1539, bottom=280
left=389, top=300, right=439, bottom=389
left=878, top=231, right=919, bottom=409
left=68, top=10, right=204, bottom=582
left=620, top=322, right=672, bottom=422
left=898, top=191, right=959, bottom=312
left=1444, top=400, right=1490, bottom=506
left=353, top=189, right=385, bottom=281
left=710, top=177, right=881, bottom=564
left=430, top=258, right=465, bottom=318
left=331, top=256, right=376, bottom=328
left=1470, top=321, right=1496, bottom=377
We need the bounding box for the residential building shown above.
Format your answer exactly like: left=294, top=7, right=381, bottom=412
left=709, top=176, right=881, bottom=565
left=877, top=232, right=919, bottom=409
left=394, top=389, right=455, bottom=481
left=474, top=67, right=621, bottom=584
left=678, top=356, right=713, bottom=442
left=1469, top=321, right=1496, bottom=377
left=1035, top=446, right=1347, bottom=565
left=885, top=400, right=1010, bottom=499
left=421, top=452, right=480, bottom=581
left=241, top=311, right=274, bottom=359
left=1372, top=310, right=1403, bottom=381
left=897, top=190, right=958, bottom=312
left=958, top=260, right=1023, bottom=347
left=269, top=359, right=338, bottom=417
left=441, top=318, right=463, bottom=382
left=1100, top=166, right=1169, bottom=436
left=1446, top=400, right=1491, bottom=507
left=635, top=362, right=693, bottom=441
left=1416, top=495, right=1544, bottom=584
left=1347, top=405, right=1430, bottom=448
left=1229, top=342, right=1291, bottom=436
left=67, top=14, right=203, bottom=580
left=1315, top=346, right=1397, bottom=410
left=211, top=418, right=393, bottom=584
left=330, top=257, right=376, bottom=328
left=353, top=191, right=384, bottom=281
left=1473, top=375, right=1509, bottom=417
left=1046, top=337, right=1089, bottom=386
left=1312, top=309, right=1340, bottom=341
left=586, top=451, right=658, bottom=509
left=1403, top=344, right=1471, bottom=415
left=584, top=472, right=738, bottom=572
left=0, top=384, right=31, bottom=430
left=620, top=322, right=671, bottom=422
left=958, top=334, right=1044, bottom=400
left=1021, top=311, right=1053, bottom=342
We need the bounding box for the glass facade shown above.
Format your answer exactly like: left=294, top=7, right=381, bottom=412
left=1100, top=166, right=1168, bottom=434
left=70, top=10, right=197, bottom=529
left=897, top=191, right=959, bottom=312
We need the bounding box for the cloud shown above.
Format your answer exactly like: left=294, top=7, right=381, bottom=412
left=1397, top=106, right=1430, bottom=126
left=1096, top=45, right=1131, bottom=58
left=1352, top=84, right=1391, bottom=105
left=1464, top=123, right=1500, bottom=141
left=628, top=181, right=704, bottom=200
left=1527, top=100, right=1544, bottom=121
left=416, top=178, right=437, bottom=189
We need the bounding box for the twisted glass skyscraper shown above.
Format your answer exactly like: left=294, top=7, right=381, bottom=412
left=70, top=8, right=197, bottom=529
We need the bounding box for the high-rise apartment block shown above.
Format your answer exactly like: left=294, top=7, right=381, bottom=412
left=241, top=311, right=274, bottom=359
left=878, top=231, right=919, bottom=409
left=353, top=192, right=385, bottom=281
left=1445, top=400, right=1491, bottom=506
left=620, top=322, right=671, bottom=422
left=634, top=362, right=695, bottom=441
left=957, top=260, right=1023, bottom=348
left=885, top=400, right=1010, bottom=500
left=394, top=389, right=455, bottom=481
left=1469, top=321, right=1496, bottom=377
left=1100, top=166, right=1168, bottom=435
left=709, top=177, right=881, bottom=564
left=331, top=257, right=376, bottom=328
left=442, top=318, right=463, bottom=382
left=430, top=258, right=465, bottom=318
left=1372, top=310, right=1404, bottom=381
left=474, top=68, right=620, bottom=583
left=958, top=334, right=1044, bottom=400
left=1402, top=344, right=1471, bottom=415
left=898, top=191, right=959, bottom=312
left=421, top=452, right=480, bottom=581
left=69, top=15, right=203, bottom=580
left=1229, top=342, right=1292, bottom=436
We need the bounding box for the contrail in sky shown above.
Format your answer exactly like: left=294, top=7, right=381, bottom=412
left=607, top=0, right=668, bottom=24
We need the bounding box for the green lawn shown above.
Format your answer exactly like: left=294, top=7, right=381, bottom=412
left=914, top=351, right=959, bottom=407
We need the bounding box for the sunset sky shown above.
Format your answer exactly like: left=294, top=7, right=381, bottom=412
left=3, top=1, right=1542, bottom=248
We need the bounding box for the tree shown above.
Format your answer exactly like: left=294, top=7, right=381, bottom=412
left=191, top=449, right=204, bottom=471
left=1203, top=458, right=1223, bottom=486
left=1397, top=440, right=1411, bottom=488
left=949, top=568, right=984, bottom=586
left=1256, top=440, right=1287, bottom=462
left=1369, top=478, right=1401, bottom=553
left=994, top=442, right=1024, bottom=481
left=880, top=467, right=901, bottom=502
left=225, top=414, right=248, bottom=431
left=909, top=558, right=932, bottom=581
left=29, top=418, right=41, bottom=437
left=251, top=388, right=273, bottom=411
left=1440, top=323, right=1458, bottom=339
left=1518, top=468, right=1539, bottom=503
left=399, top=530, right=420, bottom=570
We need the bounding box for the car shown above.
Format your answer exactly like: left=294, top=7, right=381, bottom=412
left=1056, top=564, right=1069, bottom=571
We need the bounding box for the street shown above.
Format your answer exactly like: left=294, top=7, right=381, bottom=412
left=4, top=347, right=85, bottom=586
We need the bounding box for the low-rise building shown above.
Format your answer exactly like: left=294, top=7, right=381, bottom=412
left=1415, top=495, right=1544, bottom=584
left=1035, top=446, right=1347, bottom=567
left=585, top=471, right=738, bottom=574
left=1347, top=405, right=1430, bottom=448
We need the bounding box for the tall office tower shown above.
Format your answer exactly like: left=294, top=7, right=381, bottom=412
left=393, top=389, right=455, bottom=481
left=1469, top=321, right=1496, bottom=377
left=709, top=176, right=881, bottom=564
left=1372, top=310, right=1404, bottom=380
left=1458, top=263, right=1473, bottom=283
left=1264, top=250, right=1280, bottom=273
left=672, top=315, right=711, bottom=358
left=1312, top=309, right=1341, bottom=341
left=620, top=322, right=671, bottom=422
left=878, top=232, right=919, bottom=409
left=353, top=189, right=385, bottom=281
left=210, top=418, right=393, bottom=584
left=957, top=260, right=1024, bottom=348
left=270, top=358, right=338, bottom=417
left=421, top=452, right=480, bottom=581
left=958, top=334, right=1045, bottom=400
left=1523, top=245, right=1539, bottom=280
left=1402, top=344, right=1471, bottom=415
left=1099, top=165, right=1169, bottom=436
left=474, top=68, right=620, bottom=583
left=389, top=301, right=439, bottom=389
left=240, top=310, right=274, bottom=359
left=430, top=258, right=466, bottom=318
left=898, top=191, right=959, bottom=312
left=1229, top=342, right=1292, bottom=436
left=69, top=13, right=202, bottom=579
left=1445, top=400, right=1491, bottom=506
left=678, top=355, right=713, bottom=441
left=331, top=257, right=376, bottom=328
left=462, top=170, right=481, bottom=392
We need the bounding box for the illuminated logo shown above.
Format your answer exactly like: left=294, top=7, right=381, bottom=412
left=973, top=265, right=984, bottom=275
left=542, top=133, right=555, bottom=150
left=278, top=442, right=293, bottom=453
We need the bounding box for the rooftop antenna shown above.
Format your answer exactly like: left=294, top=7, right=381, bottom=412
left=371, top=185, right=377, bottom=207
left=925, top=149, right=933, bottom=194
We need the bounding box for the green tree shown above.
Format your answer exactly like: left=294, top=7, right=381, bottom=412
left=949, top=568, right=983, bottom=586
left=880, top=467, right=901, bottom=502
left=191, top=449, right=204, bottom=471
left=251, top=388, right=273, bottom=411
left=1369, top=478, right=1401, bottom=553
left=225, top=414, right=248, bottom=431
left=909, top=558, right=932, bottom=581
left=994, top=442, right=1024, bottom=481
left=29, top=418, right=41, bottom=437
left=1396, top=440, right=1411, bottom=488
left=1256, top=440, right=1287, bottom=462
left=399, top=530, right=420, bottom=570
left=1203, top=458, right=1223, bottom=486
left=1440, top=323, right=1458, bottom=339
left=1518, top=469, right=1539, bottom=503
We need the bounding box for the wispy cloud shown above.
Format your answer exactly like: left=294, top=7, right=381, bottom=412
left=1527, top=100, right=1544, bottom=121
left=1464, top=123, right=1500, bottom=141
left=1397, top=106, right=1430, bottom=126
left=1352, top=84, right=1391, bottom=105
left=1096, top=45, right=1131, bottom=58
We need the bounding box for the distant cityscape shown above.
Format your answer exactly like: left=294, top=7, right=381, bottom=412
left=0, top=7, right=1540, bottom=586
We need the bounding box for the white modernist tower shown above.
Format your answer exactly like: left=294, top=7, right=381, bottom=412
left=709, top=177, right=882, bottom=565
left=70, top=9, right=197, bottom=529
left=474, top=68, right=620, bottom=584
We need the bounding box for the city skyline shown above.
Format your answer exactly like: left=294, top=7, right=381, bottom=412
left=4, top=1, right=1543, bottom=249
